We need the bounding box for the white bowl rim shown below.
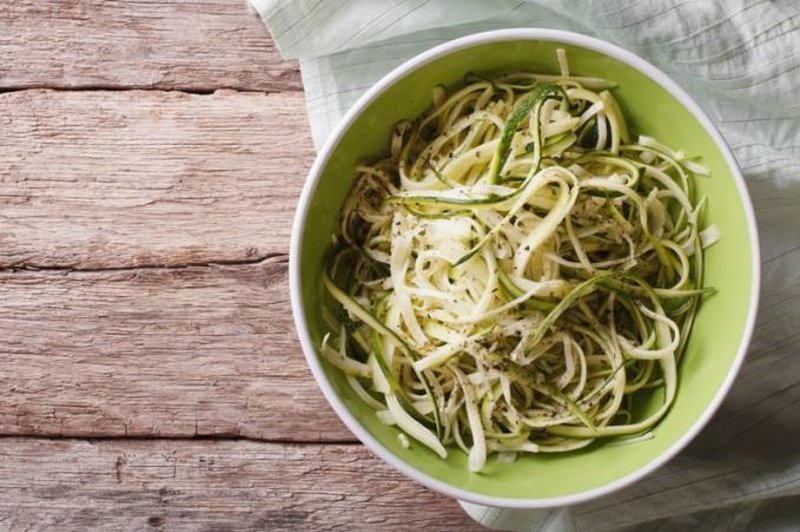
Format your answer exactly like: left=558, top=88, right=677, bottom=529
left=289, top=27, right=761, bottom=509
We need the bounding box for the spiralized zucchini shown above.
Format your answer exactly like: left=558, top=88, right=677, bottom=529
left=320, top=50, right=716, bottom=472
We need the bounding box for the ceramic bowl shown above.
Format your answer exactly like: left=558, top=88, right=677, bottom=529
left=290, top=28, right=759, bottom=508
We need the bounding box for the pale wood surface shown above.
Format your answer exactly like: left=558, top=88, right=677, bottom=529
left=0, top=1, right=301, bottom=92
left=0, top=1, right=484, bottom=529
left=0, top=438, right=483, bottom=531
left=0, top=89, right=311, bottom=269
left=0, top=260, right=352, bottom=441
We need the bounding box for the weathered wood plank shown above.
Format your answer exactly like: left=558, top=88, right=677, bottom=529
left=0, top=89, right=313, bottom=269
left=0, top=260, right=355, bottom=441
left=0, top=438, right=484, bottom=531
left=0, top=0, right=300, bottom=91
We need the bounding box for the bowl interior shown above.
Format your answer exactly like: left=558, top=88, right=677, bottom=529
left=296, top=38, right=755, bottom=501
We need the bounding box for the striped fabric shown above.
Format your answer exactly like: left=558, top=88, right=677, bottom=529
left=248, top=1, right=800, bottom=530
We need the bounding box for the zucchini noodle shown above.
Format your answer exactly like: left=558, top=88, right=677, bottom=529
left=320, top=50, right=716, bottom=472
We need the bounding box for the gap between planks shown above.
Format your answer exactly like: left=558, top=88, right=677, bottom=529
left=0, top=434, right=359, bottom=446
left=0, top=85, right=303, bottom=96
left=3, top=251, right=288, bottom=274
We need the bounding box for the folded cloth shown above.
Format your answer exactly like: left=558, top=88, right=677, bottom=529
left=248, top=1, right=800, bottom=529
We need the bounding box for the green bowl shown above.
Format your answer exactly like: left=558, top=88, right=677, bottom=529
left=290, top=29, right=759, bottom=508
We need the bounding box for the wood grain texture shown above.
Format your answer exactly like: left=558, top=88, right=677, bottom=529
left=0, top=2, right=483, bottom=528
left=0, top=259, right=354, bottom=441
left=0, top=438, right=484, bottom=531
left=0, top=89, right=313, bottom=269
left=0, top=0, right=300, bottom=91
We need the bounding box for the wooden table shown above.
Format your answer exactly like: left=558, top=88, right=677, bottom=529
left=0, top=2, right=485, bottom=530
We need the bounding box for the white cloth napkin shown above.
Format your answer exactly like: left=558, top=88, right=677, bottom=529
left=248, top=1, right=800, bottom=529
